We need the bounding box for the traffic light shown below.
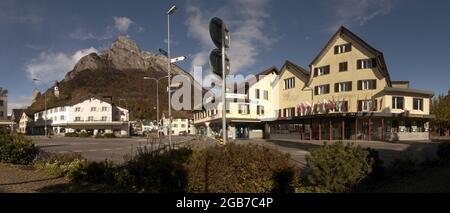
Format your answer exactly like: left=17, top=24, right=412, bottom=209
left=209, top=17, right=230, bottom=78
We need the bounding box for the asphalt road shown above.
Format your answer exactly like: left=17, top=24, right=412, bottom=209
left=30, top=136, right=196, bottom=163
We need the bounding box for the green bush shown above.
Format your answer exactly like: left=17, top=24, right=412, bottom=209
left=0, top=134, right=39, bottom=165
left=437, top=142, right=450, bottom=162
left=304, top=142, right=375, bottom=193
left=72, top=146, right=192, bottom=192
left=65, top=132, right=78, bottom=137
left=78, top=132, right=91, bottom=138
left=34, top=151, right=86, bottom=177
left=186, top=143, right=299, bottom=193
left=71, top=160, right=117, bottom=184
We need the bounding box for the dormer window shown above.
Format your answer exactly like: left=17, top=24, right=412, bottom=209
left=334, top=43, right=352, bottom=54
left=314, top=65, right=330, bottom=77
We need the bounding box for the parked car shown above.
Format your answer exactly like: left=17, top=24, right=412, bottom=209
left=178, top=131, right=188, bottom=136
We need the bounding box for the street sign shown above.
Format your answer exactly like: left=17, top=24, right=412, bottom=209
left=209, top=49, right=230, bottom=77
left=158, top=48, right=168, bottom=56
left=170, top=56, right=187, bottom=63
left=209, top=17, right=230, bottom=48
left=225, top=93, right=247, bottom=99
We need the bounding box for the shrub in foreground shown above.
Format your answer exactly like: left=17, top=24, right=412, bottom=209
left=64, top=132, right=78, bottom=137
left=0, top=134, right=39, bottom=165
left=72, top=146, right=192, bottom=192
left=304, top=142, right=375, bottom=193
left=34, top=151, right=86, bottom=178
left=186, top=143, right=299, bottom=193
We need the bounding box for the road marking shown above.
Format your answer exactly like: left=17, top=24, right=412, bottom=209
left=88, top=149, right=97, bottom=152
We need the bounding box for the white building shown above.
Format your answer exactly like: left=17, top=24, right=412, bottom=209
left=193, top=67, right=279, bottom=139
left=19, top=111, right=34, bottom=134
left=33, top=95, right=130, bottom=136
left=161, top=111, right=194, bottom=136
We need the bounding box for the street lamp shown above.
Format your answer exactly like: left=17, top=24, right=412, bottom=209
left=33, top=78, right=49, bottom=137
left=167, top=4, right=177, bottom=149
left=143, top=76, right=169, bottom=134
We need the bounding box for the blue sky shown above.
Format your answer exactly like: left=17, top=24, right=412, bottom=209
left=1, top=0, right=449, bottom=114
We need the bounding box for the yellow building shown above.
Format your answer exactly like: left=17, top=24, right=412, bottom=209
left=270, top=26, right=434, bottom=141
left=193, top=26, right=434, bottom=141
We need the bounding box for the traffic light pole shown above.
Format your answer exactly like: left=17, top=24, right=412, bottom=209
left=221, top=25, right=227, bottom=145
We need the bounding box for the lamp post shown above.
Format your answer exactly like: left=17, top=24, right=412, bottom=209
left=144, top=76, right=168, bottom=136
left=167, top=4, right=177, bottom=149
left=33, top=78, right=49, bottom=137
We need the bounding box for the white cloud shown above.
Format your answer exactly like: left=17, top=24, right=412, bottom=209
left=26, top=47, right=98, bottom=85
left=186, top=0, right=275, bottom=74
left=7, top=96, right=33, bottom=114
left=113, top=16, right=134, bottom=33
left=329, top=0, right=394, bottom=31
left=68, top=28, right=112, bottom=41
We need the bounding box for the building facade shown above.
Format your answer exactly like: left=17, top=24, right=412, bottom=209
left=33, top=95, right=130, bottom=136
left=0, top=87, right=7, bottom=120
left=193, top=26, right=434, bottom=142
left=19, top=112, right=34, bottom=134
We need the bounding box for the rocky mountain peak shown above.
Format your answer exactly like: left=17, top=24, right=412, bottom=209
left=111, top=36, right=141, bottom=53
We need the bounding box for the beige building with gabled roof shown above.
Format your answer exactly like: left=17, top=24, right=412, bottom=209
left=193, top=26, right=434, bottom=141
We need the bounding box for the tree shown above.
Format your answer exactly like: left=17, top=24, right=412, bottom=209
left=431, top=94, right=450, bottom=136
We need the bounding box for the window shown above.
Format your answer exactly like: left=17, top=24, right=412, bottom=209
left=257, top=105, right=265, bottom=115
left=60, top=107, right=66, bottom=112
left=392, top=97, right=404, bottom=109
left=314, top=65, right=330, bottom=76
left=358, top=80, right=377, bottom=90
left=263, top=90, right=269, bottom=100
left=357, top=58, right=377, bottom=69
left=102, top=106, right=108, bottom=111
left=255, top=89, right=260, bottom=99
left=283, top=108, right=295, bottom=117
left=90, top=107, right=96, bottom=112
left=0, top=100, right=3, bottom=106
left=75, top=117, right=81, bottom=121
left=339, top=62, right=348, bottom=72
left=54, top=108, right=58, bottom=112
left=173, top=124, right=178, bottom=128
left=335, top=81, right=352, bottom=92
left=358, top=100, right=378, bottom=111
left=88, top=116, right=94, bottom=121
left=60, top=115, right=65, bottom=121
left=314, top=84, right=330, bottom=95
left=336, top=101, right=349, bottom=112
left=284, top=77, right=295, bottom=89
left=334, top=43, right=352, bottom=54
left=238, top=104, right=250, bottom=114
left=75, top=107, right=81, bottom=112
left=413, top=98, right=423, bottom=111
left=181, top=124, right=186, bottom=128
left=101, top=116, right=107, bottom=121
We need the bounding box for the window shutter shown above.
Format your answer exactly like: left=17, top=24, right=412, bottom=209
left=371, top=58, right=377, bottom=68
left=357, top=100, right=362, bottom=111
left=314, top=68, right=318, bottom=77
left=349, top=81, right=353, bottom=91
left=357, top=81, right=362, bottom=90
left=335, top=83, right=339, bottom=93
left=314, top=86, right=318, bottom=95
left=372, top=80, right=377, bottom=89
left=357, top=60, right=362, bottom=69
left=347, top=43, right=352, bottom=51
left=334, top=46, right=339, bottom=54
left=325, top=66, right=330, bottom=74
left=374, top=100, right=378, bottom=111
left=326, top=84, right=330, bottom=94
